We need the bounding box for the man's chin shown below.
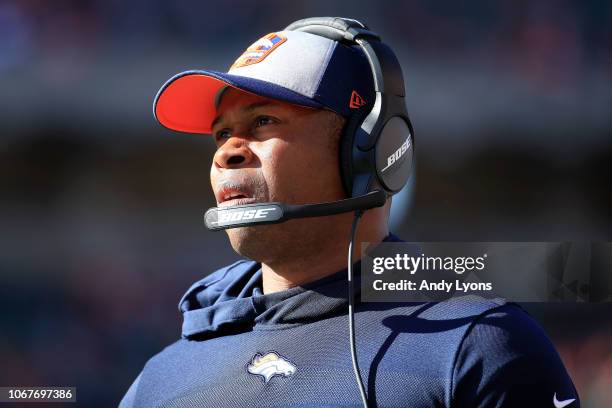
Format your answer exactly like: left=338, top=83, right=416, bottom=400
left=224, top=216, right=346, bottom=263
left=225, top=225, right=281, bottom=262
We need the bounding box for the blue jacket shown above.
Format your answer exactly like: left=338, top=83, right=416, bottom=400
left=120, top=234, right=579, bottom=407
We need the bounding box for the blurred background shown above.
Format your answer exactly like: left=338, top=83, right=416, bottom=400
left=0, top=0, right=611, bottom=406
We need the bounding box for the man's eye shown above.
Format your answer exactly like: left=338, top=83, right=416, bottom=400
left=255, top=116, right=275, bottom=127
left=214, top=129, right=231, bottom=142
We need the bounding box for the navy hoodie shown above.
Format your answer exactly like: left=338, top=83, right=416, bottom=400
left=119, top=234, right=579, bottom=407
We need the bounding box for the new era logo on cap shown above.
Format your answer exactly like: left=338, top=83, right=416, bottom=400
left=349, top=90, right=366, bottom=109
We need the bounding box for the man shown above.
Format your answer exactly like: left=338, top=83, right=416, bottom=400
left=120, top=18, right=579, bottom=408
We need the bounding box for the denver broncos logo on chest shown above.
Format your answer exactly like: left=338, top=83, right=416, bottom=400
left=246, top=351, right=296, bottom=383
left=230, top=33, right=287, bottom=70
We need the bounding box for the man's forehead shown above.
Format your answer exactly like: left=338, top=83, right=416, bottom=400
left=215, top=86, right=278, bottom=109
left=211, top=95, right=278, bottom=130
left=210, top=87, right=306, bottom=129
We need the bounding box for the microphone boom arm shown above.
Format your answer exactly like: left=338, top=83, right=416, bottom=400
left=204, top=190, right=388, bottom=231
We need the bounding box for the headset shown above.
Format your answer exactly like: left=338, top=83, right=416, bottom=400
left=204, top=16, right=414, bottom=230
left=203, top=17, right=414, bottom=408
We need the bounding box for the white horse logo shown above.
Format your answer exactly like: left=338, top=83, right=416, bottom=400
left=247, top=352, right=296, bottom=383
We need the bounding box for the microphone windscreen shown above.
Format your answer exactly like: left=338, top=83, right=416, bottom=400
left=204, top=203, right=284, bottom=230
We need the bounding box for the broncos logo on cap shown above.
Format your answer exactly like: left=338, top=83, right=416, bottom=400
left=246, top=351, right=296, bottom=383
left=230, top=33, right=287, bottom=70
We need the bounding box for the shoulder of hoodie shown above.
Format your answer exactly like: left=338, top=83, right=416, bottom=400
left=359, top=296, right=563, bottom=376
left=361, top=295, right=546, bottom=336
left=176, top=259, right=258, bottom=306
left=357, top=296, right=549, bottom=354
left=187, top=258, right=257, bottom=288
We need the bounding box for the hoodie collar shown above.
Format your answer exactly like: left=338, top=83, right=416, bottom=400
left=179, top=233, right=403, bottom=339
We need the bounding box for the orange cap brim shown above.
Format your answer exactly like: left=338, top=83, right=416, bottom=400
left=154, top=72, right=227, bottom=135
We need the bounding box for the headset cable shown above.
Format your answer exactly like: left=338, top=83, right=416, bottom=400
left=347, top=209, right=369, bottom=408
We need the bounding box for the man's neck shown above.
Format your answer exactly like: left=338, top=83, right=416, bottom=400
left=261, top=217, right=388, bottom=294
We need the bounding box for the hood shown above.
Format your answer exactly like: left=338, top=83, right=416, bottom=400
left=178, top=234, right=403, bottom=339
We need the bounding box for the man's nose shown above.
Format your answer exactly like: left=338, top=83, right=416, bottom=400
left=213, top=137, right=254, bottom=169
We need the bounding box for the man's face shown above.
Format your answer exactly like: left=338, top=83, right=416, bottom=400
left=210, top=87, right=347, bottom=262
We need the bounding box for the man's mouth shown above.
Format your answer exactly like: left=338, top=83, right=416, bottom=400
left=219, top=196, right=259, bottom=207
left=216, top=186, right=259, bottom=207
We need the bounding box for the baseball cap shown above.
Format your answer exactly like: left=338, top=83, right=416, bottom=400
left=153, top=29, right=376, bottom=135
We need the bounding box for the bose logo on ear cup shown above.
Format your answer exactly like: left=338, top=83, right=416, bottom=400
left=381, top=136, right=411, bottom=173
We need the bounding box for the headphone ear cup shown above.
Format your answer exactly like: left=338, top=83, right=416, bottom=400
left=375, top=116, right=414, bottom=193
